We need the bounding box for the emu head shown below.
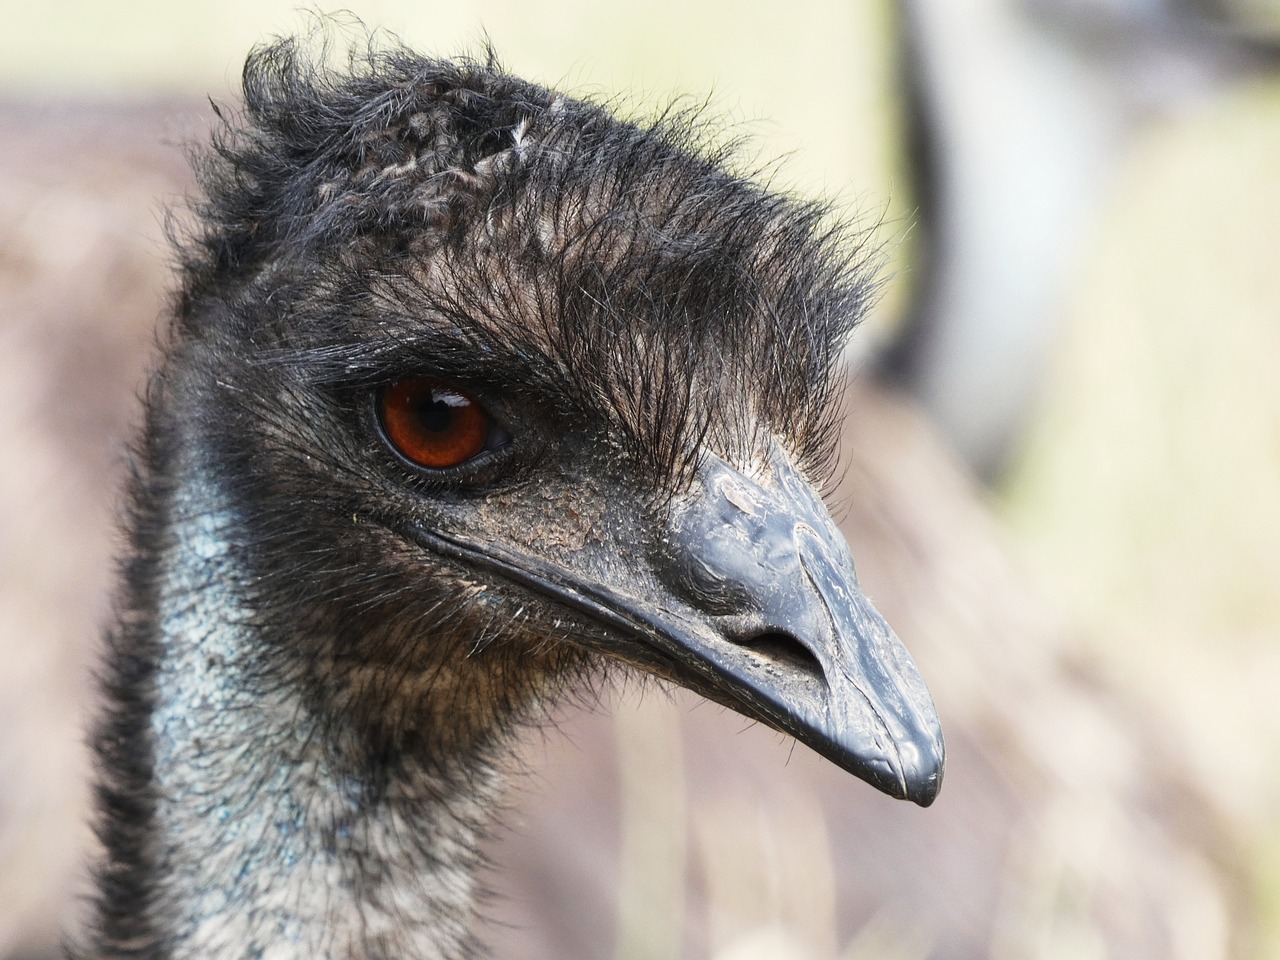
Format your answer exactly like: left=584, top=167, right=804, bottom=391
left=171, top=42, right=943, bottom=804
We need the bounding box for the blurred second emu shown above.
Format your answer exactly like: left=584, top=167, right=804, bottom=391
left=84, top=38, right=943, bottom=960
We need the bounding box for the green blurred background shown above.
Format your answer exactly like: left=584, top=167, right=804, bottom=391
left=2, top=0, right=1278, bottom=955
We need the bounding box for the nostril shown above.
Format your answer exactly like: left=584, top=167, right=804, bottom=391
left=738, top=631, right=825, bottom=682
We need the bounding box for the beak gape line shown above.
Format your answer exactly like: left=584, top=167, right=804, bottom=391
left=411, top=451, right=944, bottom=806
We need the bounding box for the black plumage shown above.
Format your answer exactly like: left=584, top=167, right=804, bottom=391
left=86, top=37, right=942, bottom=960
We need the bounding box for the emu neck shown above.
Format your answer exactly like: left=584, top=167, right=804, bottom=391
left=111, top=464, right=502, bottom=959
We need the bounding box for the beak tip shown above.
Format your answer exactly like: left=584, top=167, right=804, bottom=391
left=824, top=722, right=944, bottom=806
left=906, top=770, right=943, bottom=807
left=901, top=733, right=945, bottom=807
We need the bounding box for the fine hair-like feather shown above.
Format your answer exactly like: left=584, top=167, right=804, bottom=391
left=85, top=34, right=899, bottom=960
left=181, top=37, right=879, bottom=489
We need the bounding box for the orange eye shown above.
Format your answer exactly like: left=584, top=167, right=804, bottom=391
left=380, top=378, right=494, bottom=470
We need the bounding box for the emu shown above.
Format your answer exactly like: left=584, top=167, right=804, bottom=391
left=87, top=39, right=944, bottom=959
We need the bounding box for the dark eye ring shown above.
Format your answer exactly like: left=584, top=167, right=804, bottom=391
left=378, top=378, right=508, bottom=470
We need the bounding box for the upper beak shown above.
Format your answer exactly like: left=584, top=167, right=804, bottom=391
left=408, top=451, right=943, bottom=806
left=651, top=453, right=944, bottom=805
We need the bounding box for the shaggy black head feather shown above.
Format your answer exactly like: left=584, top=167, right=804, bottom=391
left=181, top=38, right=878, bottom=488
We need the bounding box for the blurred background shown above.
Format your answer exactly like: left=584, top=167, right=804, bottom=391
left=1, top=0, right=1279, bottom=958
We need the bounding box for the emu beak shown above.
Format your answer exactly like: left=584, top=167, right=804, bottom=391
left=649, top=454, right=944, bottom=805
left=408, top=452, right=943, bottom=805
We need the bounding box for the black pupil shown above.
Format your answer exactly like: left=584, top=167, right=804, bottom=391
left=417, top=397, right=454, bottom=434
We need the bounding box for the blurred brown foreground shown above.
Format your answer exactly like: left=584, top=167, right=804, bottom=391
left=0, top=101, right=1252, bottom=960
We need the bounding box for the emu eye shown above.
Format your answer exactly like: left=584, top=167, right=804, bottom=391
left=379, top=378, right=504, bottom=470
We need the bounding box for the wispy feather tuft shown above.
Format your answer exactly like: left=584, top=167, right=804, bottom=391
left=179, top=33, right=881, bottom=489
